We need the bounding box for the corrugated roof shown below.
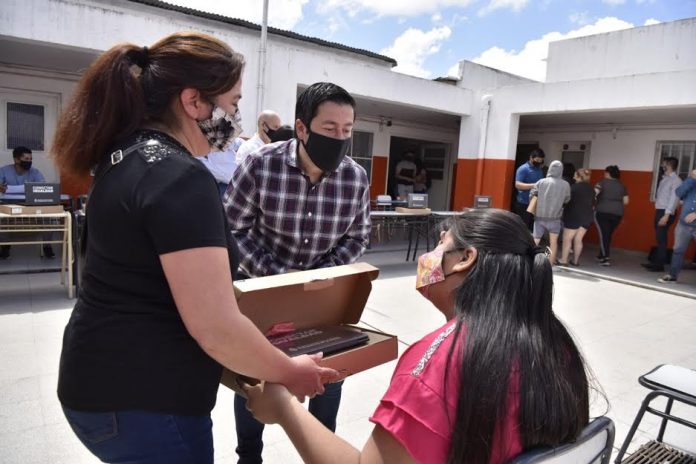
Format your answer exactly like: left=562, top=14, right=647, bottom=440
left=126, top=0, right=397, bottom=67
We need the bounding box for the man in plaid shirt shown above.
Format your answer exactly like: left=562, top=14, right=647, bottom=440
left=224, top=82, right=371, bottom=463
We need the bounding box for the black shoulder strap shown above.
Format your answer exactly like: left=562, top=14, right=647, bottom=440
left=81, top=139, right=162, bottom=256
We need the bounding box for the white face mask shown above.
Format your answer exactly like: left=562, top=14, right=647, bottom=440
left=197, top=106, right=242, bottom=152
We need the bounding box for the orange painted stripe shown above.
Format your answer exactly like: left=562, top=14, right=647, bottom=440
left=60, top=173, right=92, bottom=198
left=451, top=158, right=515, bottom=210
left=369, top=155, right=388, bottom=200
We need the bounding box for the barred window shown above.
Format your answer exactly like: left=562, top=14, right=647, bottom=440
left=7, top=102, right=45, bottom=151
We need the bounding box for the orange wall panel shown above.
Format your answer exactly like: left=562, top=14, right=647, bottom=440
left=369, top=155, right=388, bottom=200
left=451, top=158, right=515, bottom=210
left=60, top=173, right=92, bottom=198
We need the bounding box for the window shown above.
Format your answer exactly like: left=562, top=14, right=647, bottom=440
left=351, top=131, right=373, bottom=179
left=652, top=141, right=696, bottom=199
left=6, top=102, right=45, bottom=151
left=422, top=145, right=447, bottom=180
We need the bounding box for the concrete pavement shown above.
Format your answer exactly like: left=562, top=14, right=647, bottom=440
left=0, top=244, right=695, bottom=463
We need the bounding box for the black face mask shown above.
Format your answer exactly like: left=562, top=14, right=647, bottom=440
left=19, top=161, right=32, bottom=171
left=264, top=126, right=278, bottom=140
left=532, top=160, right=544, bottom=167
left=301, top=129, right=352, bottom=173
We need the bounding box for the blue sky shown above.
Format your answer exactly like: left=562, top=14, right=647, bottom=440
left=166, top=0, right=695, bottom=81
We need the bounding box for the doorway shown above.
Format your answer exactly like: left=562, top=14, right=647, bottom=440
left=388, top=136, right=452, bottom=211
left=511, top=143, right=540, bottom=208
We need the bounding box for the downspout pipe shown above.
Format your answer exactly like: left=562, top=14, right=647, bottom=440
left=475, top=95, right=492, bottom=195
left=255, top=0, right=269, bottom=117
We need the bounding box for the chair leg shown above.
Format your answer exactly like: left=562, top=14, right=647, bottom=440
left=657, top=398, right=673, bottom=442
left=406, top=222, right=414, bottom=261
left=615, top=397, right=651, bottom=463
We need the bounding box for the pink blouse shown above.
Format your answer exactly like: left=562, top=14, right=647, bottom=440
left=370, top=320, right=523, bottom=464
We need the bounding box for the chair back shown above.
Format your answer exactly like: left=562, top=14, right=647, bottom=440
left=508, top=417, right=615, bottom=464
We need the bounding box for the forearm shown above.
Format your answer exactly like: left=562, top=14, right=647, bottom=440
left=162, top=247, right=294, bottom=382
left=516, top=182, right=534, bottom=191
left=280, top=398, right=361, bottom=464
left=199, top=309, right=296, bottom=383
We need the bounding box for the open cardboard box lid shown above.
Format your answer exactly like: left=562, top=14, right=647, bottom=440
left=221, top=262, right=398, bottom=391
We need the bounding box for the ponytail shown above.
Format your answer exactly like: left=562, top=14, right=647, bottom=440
left=52, top=44, right=146, bottom=178
left=52, top=32, right=245, bottom=179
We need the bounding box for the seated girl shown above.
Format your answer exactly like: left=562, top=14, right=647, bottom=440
left=245, top=208, right=590, bottom=464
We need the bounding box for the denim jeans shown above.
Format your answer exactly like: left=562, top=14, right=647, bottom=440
left=651, top=209, right=676, bottom=268
left=234, top=380, right=344, bottom=464
left=62, top=407, right=213, bottom=463
left=668, top=222, right=696, bottom=279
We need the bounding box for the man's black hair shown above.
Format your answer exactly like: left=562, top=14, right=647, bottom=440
left=12, top=146, right=32, bottom=159
left=663, top=156, right=679, bottom=171
left=529, top=148, right=545, bottom=159
left=295, top=82, right=356, bottom=127
left=269, top=125, right=295, bottom=143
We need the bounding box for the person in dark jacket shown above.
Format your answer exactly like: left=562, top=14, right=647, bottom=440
left=594, top=165, right=629, bottom=266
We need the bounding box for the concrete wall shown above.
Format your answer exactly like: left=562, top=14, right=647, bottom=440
left=547, top=18, right=696, bottom=83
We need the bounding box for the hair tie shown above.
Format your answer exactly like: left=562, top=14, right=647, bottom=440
left=130, top=46, right=149, bottom=70
left=527, top=246, right=547, bottom=258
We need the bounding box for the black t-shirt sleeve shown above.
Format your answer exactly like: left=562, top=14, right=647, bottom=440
left=139, top=160, right=229, bottom=254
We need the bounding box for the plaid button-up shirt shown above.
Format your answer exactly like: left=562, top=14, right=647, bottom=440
left=224, top=138, right=371, bottom=277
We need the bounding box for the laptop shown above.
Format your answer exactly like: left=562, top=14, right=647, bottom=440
left=407, top=193, right=428, bottom=208
left=24, top=183, right=61, bottom=205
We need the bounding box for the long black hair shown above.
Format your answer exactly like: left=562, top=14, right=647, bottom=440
left=444, top=208, right=589, bottom=463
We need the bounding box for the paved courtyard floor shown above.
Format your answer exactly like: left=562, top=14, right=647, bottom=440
left=0, top=243, right=694, bottom=463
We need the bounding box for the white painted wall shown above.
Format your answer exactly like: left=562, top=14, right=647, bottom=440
left=482, top=69, right=696, bottom=162
left=547, top=18, right=696, bottom=83
left=519, top=126, right=696, bottom=172
left=0, top=0, right=471, bottom=138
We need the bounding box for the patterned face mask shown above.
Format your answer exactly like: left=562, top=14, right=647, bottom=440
left=198, top=106, right=242, bottom=152
left=415, top=248, right=457, bottom=300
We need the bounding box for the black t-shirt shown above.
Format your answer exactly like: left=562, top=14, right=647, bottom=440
left=563, top=181, right=595, bottom=226
left=58, top=130, right=239, bottom=415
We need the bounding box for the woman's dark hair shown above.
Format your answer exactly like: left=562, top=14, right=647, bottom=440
left=444, top=209, right=589, bottom=463
left=52, top=32, right=245, bottom=178
left=605, top=165, right=621, bottom=179
left=295, top=82, right=355, bottom=128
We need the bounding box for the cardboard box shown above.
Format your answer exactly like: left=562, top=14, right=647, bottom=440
left=221, top=262, right=398, bottom=391
left=395, top=206, right=431, bottom=214
left=0, top=204, right=64, bottom=215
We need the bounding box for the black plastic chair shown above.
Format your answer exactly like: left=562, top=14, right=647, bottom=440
left=614, top=364, right=696, bottom=463
left=509, top=416, right=615, bottom=464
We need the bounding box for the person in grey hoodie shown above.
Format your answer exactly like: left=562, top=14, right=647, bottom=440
left=530, top=160, right=570, bottom=263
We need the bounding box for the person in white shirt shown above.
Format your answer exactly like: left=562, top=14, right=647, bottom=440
left=643, top=156, right=683, bottom=272
left=198, top=137, right=243, bottom=197
left=394, top=151, right=417, bottom=199
left=235, top=110, right=282, bottom=165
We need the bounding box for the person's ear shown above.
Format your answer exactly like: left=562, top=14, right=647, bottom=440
left=451, top=247, right=477, bottom=274
left=295, top=119, right=308, bottom=140
left=179, top=88, right=209, bottom=120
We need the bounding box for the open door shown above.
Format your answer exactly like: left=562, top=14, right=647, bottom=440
left=420, top=143, right=451, bottom=211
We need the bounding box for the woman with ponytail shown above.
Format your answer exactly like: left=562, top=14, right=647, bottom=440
left=245, top=208, right=590, bottom=463
left=54, top=33, right=334, bottom=463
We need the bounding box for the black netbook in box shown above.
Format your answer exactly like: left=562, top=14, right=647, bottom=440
left=24, top=183, right=61, bottom=205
